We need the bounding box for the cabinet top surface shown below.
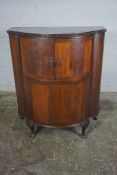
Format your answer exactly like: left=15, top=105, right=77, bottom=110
left=7, top=26, right=106, bottom=37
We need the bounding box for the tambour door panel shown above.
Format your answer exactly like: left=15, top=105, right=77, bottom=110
left=55, top=39, right=73, bottom=79
left=20, top=37, right=55, bottom=80
left=55, top=36, right=93, bottom=79
left=71, top=36, right=93, bottom=76
left=31, top=78, right=90, bottom=126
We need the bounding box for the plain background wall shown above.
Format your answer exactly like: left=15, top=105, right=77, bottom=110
left=0, top=0, right=117, bottom=91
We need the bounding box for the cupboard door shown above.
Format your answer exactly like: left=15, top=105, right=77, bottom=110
left=71, top=36, right=93, bottom=76
left=20, top=37, right=55, bottom=80
left=31, top=77, right=90, bottom=127
left=55, top=36, right=93, bottom=79
left=55, top=39, right=73, bottom=79
left=48, top=79, right=90, bottom=126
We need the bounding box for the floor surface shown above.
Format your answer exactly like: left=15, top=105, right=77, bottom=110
left=0, top=91, right=117, bottom=175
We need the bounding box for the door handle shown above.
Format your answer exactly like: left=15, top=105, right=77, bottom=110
left=48, top=57, right=61, bottom=68
left=54, top=58, right=61, bottom=67
left=48, top=57, right=54, bottom=68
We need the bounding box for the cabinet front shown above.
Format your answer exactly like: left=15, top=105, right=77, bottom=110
left=20, top=37, right=55, bottom=80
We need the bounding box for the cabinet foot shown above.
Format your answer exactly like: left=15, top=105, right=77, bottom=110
left=19, top=115, right=25, bottom=120
left=26, top=118, right=42, bottom=138
left=93, top=117, right=98, bottom=120
left=80, top=119, right=90, bottom=138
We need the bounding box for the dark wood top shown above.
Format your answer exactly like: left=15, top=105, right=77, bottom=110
left=7, top=26, right=106, bottom=37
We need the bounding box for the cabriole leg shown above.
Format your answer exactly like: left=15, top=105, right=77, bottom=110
left=26, top=118, right=42, bottom=138
left=80, top=119, right=90, bottom=138
left=19, top=115, right=25, bottom=119
left=93, top=116, right=98, bottom=120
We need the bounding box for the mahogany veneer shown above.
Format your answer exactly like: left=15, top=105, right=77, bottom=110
left=7, top=27, right=106, bottom=138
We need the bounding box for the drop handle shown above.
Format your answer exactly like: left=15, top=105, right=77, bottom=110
left=48, top=57, right=61, bottom=68
left=54, top=58, right=61, bottom=67
left=48, top=57, right=54, bottom=67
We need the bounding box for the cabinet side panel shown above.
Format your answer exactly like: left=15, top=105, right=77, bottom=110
left=23, top=77, right=32, bottom=119
left=9, top=34, right=26, bottom=117
left=89, top=32, right=105, bottom=117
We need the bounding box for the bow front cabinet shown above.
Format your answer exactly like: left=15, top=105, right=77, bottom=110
left=7, top=27, right=106, bottom=138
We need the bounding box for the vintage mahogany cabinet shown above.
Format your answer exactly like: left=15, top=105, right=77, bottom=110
left=7, top=27, right=106, bottom=138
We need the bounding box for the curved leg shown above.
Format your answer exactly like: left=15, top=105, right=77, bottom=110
left=19, top=115, right=25, bottom=120
left=80, top=119, right=90, bottom=138
left=93, top=116, right=98, bottom=120
left=18, top=110, right=25, bottom=120
left=26, top=118, right=42, bottom=138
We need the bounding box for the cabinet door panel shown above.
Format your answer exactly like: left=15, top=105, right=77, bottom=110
left=71, top=36, right=93, bottom=76
left=49, top=80, right=89, bottom=126
left=20, top=37, right=55, bottom=80
left=55, top=39, right=73, bottom=79
left=31, top=78, right=90, bottom=127
left=55, top=36, right=93, bottom=79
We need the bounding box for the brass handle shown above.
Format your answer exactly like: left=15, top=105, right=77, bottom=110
left=55, top=58, right=61, bottom=67
left=48, top=57, right=54, bottom=67
left=48, top=57, right=61, bottom=68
